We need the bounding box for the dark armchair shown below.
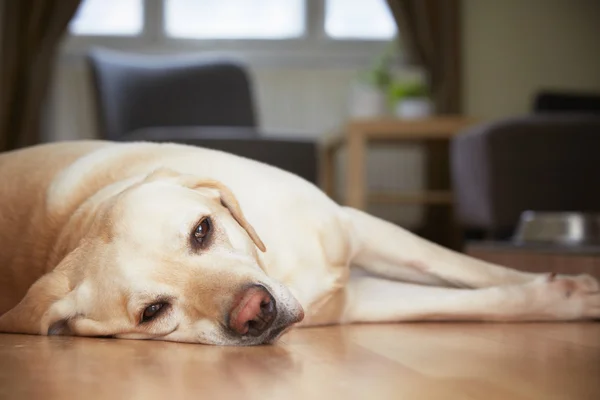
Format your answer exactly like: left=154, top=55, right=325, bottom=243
left=451, top=114, right=600, bottom=240
left=86, top=48, right=318, bottom=184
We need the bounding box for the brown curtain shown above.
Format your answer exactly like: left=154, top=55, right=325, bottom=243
left=386, top=0, right=462, bottom=114
left=0, top=0, right=82, bottom=152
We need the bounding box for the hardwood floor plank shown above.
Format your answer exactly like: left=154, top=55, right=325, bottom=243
left=346, top=323, right=600, bottom=400
left=0, top=323, right=598, bottom=400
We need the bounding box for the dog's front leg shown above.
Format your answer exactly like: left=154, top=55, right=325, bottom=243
left=302, top=275, right=600, bottom=326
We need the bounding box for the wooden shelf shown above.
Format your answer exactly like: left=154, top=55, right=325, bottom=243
left=368, top=191, right=454, bottom=205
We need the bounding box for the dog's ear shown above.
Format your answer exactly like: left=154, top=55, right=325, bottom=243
left=145, top=168, right=266, bottom=252
left=0, top=270, right=75, bottom=335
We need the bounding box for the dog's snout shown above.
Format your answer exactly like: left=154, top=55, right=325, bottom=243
left=229, top=286, right=277, bottom=337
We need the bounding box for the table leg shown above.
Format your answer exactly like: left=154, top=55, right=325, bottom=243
left=422, top=139, right=461, bottom=250
left=320, top=143, right=337, bottom=199
left=346, top=129, right=366, bottom=209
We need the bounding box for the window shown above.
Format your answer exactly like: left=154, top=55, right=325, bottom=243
left=67, top=0, right=397, bottom=64
left=69, top=0, right=143, bottom=36
left=325, top=0, right=397, bottom=40
left=165, top=0, right=306, bottom=39
left=70, top=0, right=396, bottom=41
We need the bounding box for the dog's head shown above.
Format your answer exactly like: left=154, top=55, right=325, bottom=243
left=0, top=169, right=304, bottom=345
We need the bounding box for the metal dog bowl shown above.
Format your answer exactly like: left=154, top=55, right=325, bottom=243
left=513, top=211, right=600, bottom=245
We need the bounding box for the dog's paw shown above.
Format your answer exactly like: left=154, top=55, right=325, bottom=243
left=533, top=273, right=600, bottom=320
left=545, top=272, right=599, bottom=294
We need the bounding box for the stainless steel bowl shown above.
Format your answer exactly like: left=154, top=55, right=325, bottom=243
left=513, top=211, right=600, bottom=245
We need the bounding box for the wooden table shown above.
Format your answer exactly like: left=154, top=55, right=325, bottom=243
left=321, top=116, right=476, bottom=247
left=2, top=323, right=599, bottom=400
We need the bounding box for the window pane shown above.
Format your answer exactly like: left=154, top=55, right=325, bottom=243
left=69, top=0, right=143, bottom=36
left=325, top=0, right=396, bottom=40
left=165, top=0, right=305, bottom=39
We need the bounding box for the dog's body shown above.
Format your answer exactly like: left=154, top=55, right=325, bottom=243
left=0, top=141, right=598, bottom=345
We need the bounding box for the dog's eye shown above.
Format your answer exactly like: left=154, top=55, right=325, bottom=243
left=193, top=217, right=211, bottom=244
left=141, top=302, right=167, bottom=323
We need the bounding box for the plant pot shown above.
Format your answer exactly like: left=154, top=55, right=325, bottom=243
left=348, top=84, right=388, bottom=118
left=394, top=98, right=434, bottom=119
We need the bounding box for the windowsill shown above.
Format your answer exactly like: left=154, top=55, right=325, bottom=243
left=60, top=35, right=403, bottom=69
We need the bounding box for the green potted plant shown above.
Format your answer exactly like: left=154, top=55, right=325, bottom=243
left=348, top=49, right=394, bottom=118
left=388, top=79, right=433, bottom=119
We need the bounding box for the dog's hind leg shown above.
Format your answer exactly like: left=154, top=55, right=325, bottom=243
left=342, top=207, right=582, bottom=289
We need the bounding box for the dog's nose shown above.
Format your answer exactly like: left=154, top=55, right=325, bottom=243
left=229, top=285, right=277, bottom=336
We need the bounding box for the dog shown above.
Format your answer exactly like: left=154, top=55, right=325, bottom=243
left=0, top=141, right=598, bottom=345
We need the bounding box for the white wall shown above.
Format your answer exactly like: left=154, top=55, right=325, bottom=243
left=462, top=0, right=600, bottom=119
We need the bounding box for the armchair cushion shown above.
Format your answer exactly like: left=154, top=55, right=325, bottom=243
left=122, top=127, right=318, bottom=184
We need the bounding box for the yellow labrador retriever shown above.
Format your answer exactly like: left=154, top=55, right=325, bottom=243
left=0, top=141, right=598, bottom=345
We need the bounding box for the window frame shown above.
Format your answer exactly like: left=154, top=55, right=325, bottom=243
left=63, top=0, right=398, bottom=67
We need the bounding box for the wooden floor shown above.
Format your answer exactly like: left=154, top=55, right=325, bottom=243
left=1, top=323, right=599, bottom=400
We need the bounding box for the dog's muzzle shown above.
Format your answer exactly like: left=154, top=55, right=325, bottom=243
left=228, top=285, right=304, bottom=344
